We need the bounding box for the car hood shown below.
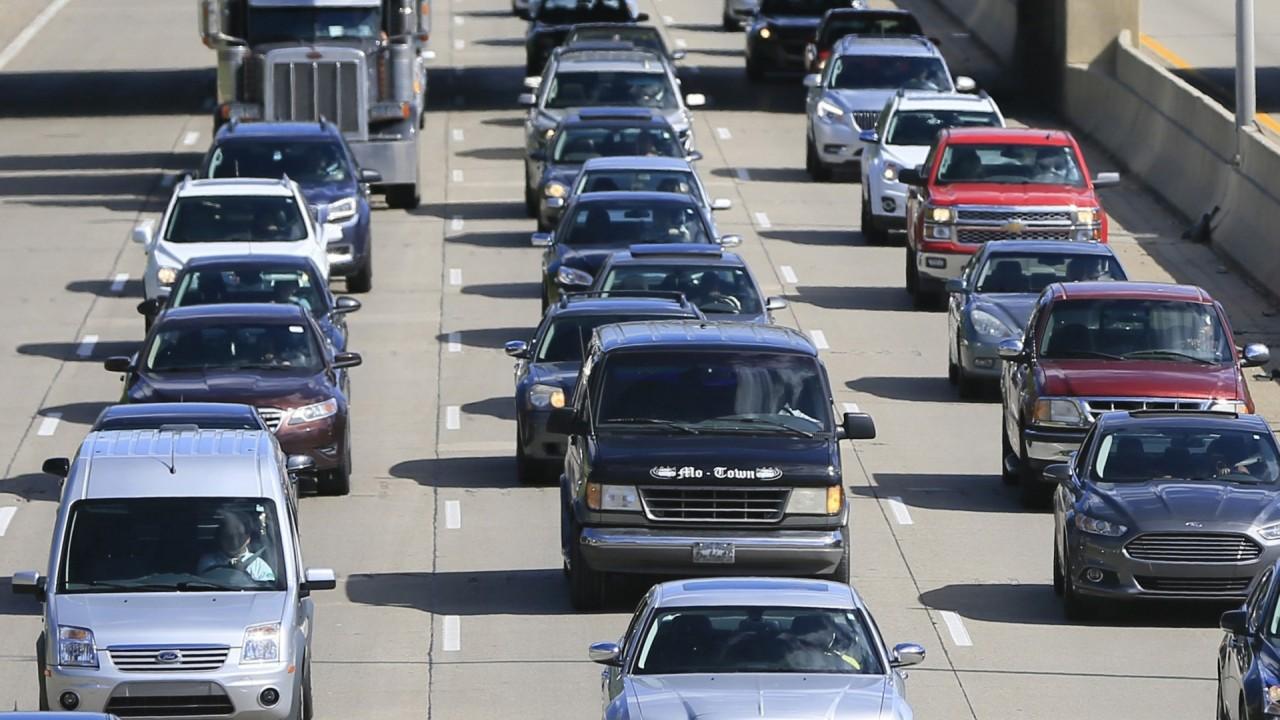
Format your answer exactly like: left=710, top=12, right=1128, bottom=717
left=970, top=293, right=1037, bottom=335
left=628, top=674, right=888, bottom=720
left=155, top=240, right=310, bottom=268
left=1088, top=480, right=1280, bottom=531
left=558, top=246, right=629, bottom=275
left=928, top=183, right=1098, bottom=207
left=880, top=144, right=929, bottom=170
left=541, top=164, right=583, bottom=186
left=55, top=592, right=287, bottom=648
left=297, top=183, right=359, bottom=206
left=528, top=361, right=582, bottom=389
left=1037, top=360, right=1240, bottom=400
left=132, top=369, right=331, bottom=407
left=828, top=89, right=898, bottom=114
left=593, top=433, right=838, bottom=486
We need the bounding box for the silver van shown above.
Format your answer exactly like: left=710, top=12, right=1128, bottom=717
left=13, top=429, right=335, bottom=719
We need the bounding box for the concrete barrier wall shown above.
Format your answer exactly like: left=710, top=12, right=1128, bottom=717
left=932, top=0, right=1018, bottom=65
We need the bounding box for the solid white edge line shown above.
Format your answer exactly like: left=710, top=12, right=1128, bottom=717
left=446, top=406, right=461, bottom=430
left=887, top=496, right=913, bottom=525
left=0, top=507, right=15, bottom=537
left=779, top=265, right=798, bottom=284
left=754, top=211, right=771, bottom=229
left=716, top=127, right=732, bottom=140
left=445, top=500, right=462, bottom=529
left=0, top=0, right=73, bottom=71
left=940, top=610, right=973, bottom=647
left=37, top=413, right=62, bottom=437
left=442, top=615, right=461, bottom=651
left=454, top=15, right=465, bottom=25
left=76, top=335, right=98, bottom=358
left=110, top=273, right=129, bottom=293
left=181, top=130, right=200, bottom=146
left=447, top=332, right=462, bottom=353
left=448, top=268, right=463, bottom=286
left=809, top=329, right=828, bottom=350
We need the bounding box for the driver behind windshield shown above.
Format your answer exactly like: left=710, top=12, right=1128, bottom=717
left=197, top=510, right=276, bottom=582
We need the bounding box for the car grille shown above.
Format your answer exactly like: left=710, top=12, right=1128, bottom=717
left=850, top=111, right=879, bottom=130
left=105, top=693, right=235, bottom=717
left=1133, top=575, right=1253, bottom=596
left=1126, top=533, right=1262, bottom=564
left=639, top=487, right=788, bottom=523
left=108, top=646, right=230, bottom=672
left=1082, top=397, right=1211, bottom=421
left=957, top=208, right=1073, bottom=224
left=956, top=228, right=1074, bottom=243
left=257, top=407, right=285, bottom=432
left=267, top=55, right=364, bottom=133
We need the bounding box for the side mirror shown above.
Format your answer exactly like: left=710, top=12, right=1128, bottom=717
left=302, top=568, right=337, bottom=592
left=890, top=642, right=925, bottom=668
left=588, top=641, right=622, bottom=666
left=545, top=197, right=565, bottom=209
left=897, top=167, right=923, bottom=186
left=286, top=455, right=316, bottom=474
left=41, top=457, right=70, bottom=479
left=718, top=234, right=742, bottom=248
left=686, top=150, right=704, bottom=162
left=685, top=93, right=707, bottom=108
left=137, top=298, right=163, bottom=316
left=523, top=76, right=542, bottom=89
left=839, top=412, right=876, bottom=440
left=671, top=49, right=687, bottom=61
left=954, top=75, right=977, bottom=93
left=531, top=232, right=554, bottom=247
left=518, top=93, right=538, bottom=107
left=132, top=224, right=154, bottom=245
left=802, top=73, right=821, bottom=88
left=333, top=352, right=363, bottom=369
left=333, top=296, right=362, bottom=315
left=635, top=11, right=650, bottom=21
left=858, top=129, right=879, bottom=144
left=1220, top=608, right=1248, bottom=635
left=944, top=278, right=967, bottom=295
left=1243, top=343, right=1271, bottom=367
left=1042, top=463, right=1073, bottom=487
left=11, top=571, right=45, bottom=600
left=546, top=407, right=588, bottom=436
left=1092, top=172, right=1121, bottom=188
left=322, top=224, right=344, bottom=244
left=997, top=338, right=1026, bottom=362
left=103, top=356, right=133, bottom=373
left=505, top=340, right=531, bottom=359
left=359, top=168, right=383, bottom=184
left=765, top=296, right=788, bottom=311
left=711, top=198, right=733, bottom=211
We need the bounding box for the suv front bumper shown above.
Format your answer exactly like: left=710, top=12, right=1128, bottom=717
left=578, top=527, right=845, bottom=576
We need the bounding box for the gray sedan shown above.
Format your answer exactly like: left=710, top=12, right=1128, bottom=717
left=945, top=240, right=1126, bottom=398
left=590, top=577, right=924, bottom=720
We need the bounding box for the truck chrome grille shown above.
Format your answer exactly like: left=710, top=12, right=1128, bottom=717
left=108, top=645, right=230, bottom=672
left=1133, top=575, right=1252, bottom=596
left=1126, top=533, right=1261, bottom=564
left=956, top=228, right=1074, bottom=243
left=256, top=407, right=285, bottom=432
left=639, top=486, right=788, bottom=523
left=268, top=56, right=363, bottom=133
left=957, top=208, right=1073, bottom=224
left=1082, top=397, right=1210, bottom=421
left=850, top=111, right=879, bottom=130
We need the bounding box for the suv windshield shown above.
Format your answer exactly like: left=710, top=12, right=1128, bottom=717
left=829, top=55, right=949, bottom=90
left=1092, top=428, right=1280, bottom=484
left=597, top=351, right=831, bottom=433
left=973, top=253, right=1125, bottom=294
left=61, top=498, right=286, bottom=593
left=601, top=266, right=762, bottom=316
left=146, top=321, right=324, bottom=373
left=937, top=143, right=1085, bottom=186
left=172, top=268, right=327, bottom=318
left=207, top=141, right=351, bottom=186
left=165, top=196, right=307, bottom=243
left=553, top=126, right=682, bottom=162
left=633, top=606, right=884, bottom=675
left=568, top=27, right=665, bottom=53
left=546, top=72, right=677, bottom=110
left=536, top=0, right=632, bottom=23
left=762, top=0, right=859, bottom=16
left=246, top=8, right=380, bottom=44
left=1038, top=298, right=1230, bottom=364
left=820, top=13, right=922, bottom=43
left=578, top=170, right=699, bottom=200
left=562, top=201, right=711, bottom=245
left=537, top=314, right=676, bottom=362
left=885, top=110, right=1000, bottom=146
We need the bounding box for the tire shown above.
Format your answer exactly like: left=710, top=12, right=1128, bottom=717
left=346, top=259, right=373, bottom=294
left=1215, top=683, right=1228, bottom=720
left=1061, top=546, right=1095, bottom=621
left=301, top=657, right=314, bottom=720
left=746, top=59, right=764, bottom=82
left=805, top=136, right=831, bottom=182
left=36, top=634, right=48, bottom=712
left=1017, top=432, right=1050, bottom=508
left=318, top=433, right=352, bottom=496
left=385, top=184, right=420, bottom=210
left=828, top=527, right=850, bottom=585
left=515, top=422, right=541, bottom=485
left=723, top=14, right=739, bottom=31
left=1052, top=537, right=1065, bottom=596
left=1000, top=412, right=1018, bottom=486
left=957, top=363, right=982, bottom=400
left=905, top=247, right=921, bottom=304
left=948, top=339, right=960, bottom=386
left=859, top=198, right=886, bottom=245
left=524, top=182, right=538, bottom=218
left=567, top=521, right=607, bottom=610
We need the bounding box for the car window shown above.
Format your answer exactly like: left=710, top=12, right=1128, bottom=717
left=974, top=253, right=1125, bottom=294
left=545, top=71, right=677, bottom=110
left=633, top=606, right=884, bottom=675
left=1091, top=427, right=1280, bottom=484
left=536, top=0, right=631, bottom=22
left=552, top=126, right=682, bottom=162
left=95, top=416, right=262, bottom=431
left=1038, top=299, right=1230, bottom=363
left=569, top=27, right=664, bottom=53
left=829, top=55, right=949, bottom=91
left=562, top=202, right=712, bottom=246
left=885, top=110, right=1000, bottom=146
left=577, top=170, right=700, bottom=200
left=61, top=497, right=287, bottom=593
left=172, top=268, right=327, bottom=317
left=601, top=266, right=762, bottom=316
left=761, top=0, right=862, bottom=15
left=207, top=140, right=351, bottom=185
left=246, top=7, right=379, bottom=44
left=821, top=13, right=922, bottom=43
left=536, top=314, right=678, bottom=362
left=146, top=322, right=324, bottom=372
left=937, top=143, right=1085, bottom=187
left=164, top=196, right=307, bottom=243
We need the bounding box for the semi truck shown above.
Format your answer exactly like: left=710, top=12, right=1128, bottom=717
left=199, top=0, right=432, bottom=209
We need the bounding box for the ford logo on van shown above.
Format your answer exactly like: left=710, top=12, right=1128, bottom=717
left=155, top=650, right=181, bottom=664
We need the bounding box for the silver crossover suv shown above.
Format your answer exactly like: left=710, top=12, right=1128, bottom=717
left=13, top=428, right=335, bottom=718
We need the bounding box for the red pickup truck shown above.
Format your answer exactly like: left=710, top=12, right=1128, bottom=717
left=998, top=281, right=1270, bottom=506
left=900, top=127, right=1119, bottom=309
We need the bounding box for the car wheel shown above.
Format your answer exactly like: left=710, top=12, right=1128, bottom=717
left=1017, top=432, right=1050, bottom=508
left=1052, top=536, right=1065, bottom=595
left=1061, top=545, right=1095, bottom=620
left=1216, top=679, right=1228, bottom=720
left=957, top=362, right=982, bottom=401
left=746, top=58, right=764, bottom=82
left=515, top=422, right=539, bottom=485
left=859, top=196, right=885, bottom=245
left=567, top=520, right=607, bottom=611
left=346, top=259, right=373, bottom=294
left=948, top=339, right=960, bottom=385
left=302, top=657, right=314, bottom=720
left=524, top=182, right=538, bottom=217
left=319, top=434, right=352, bottom=496
left=723, top=14, right=740, bottom=31
left=805, top=136, right=831, bottom=182
left=35, top=634, right=48, bottom=711
left=1000, top=413, right=1018, bottom=486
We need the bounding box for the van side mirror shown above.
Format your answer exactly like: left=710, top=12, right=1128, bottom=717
left=839, top=412, right=876, bottom=440
left=1220, top=608, right=1248, bottom=635
left=333, top=296, right=362, bottom=315
left=103, top=357, right=133, bottom=373
left=42, top=457, right=70, bottom=478
left=1242, top=343, right=1270, bottom=367
left=11, top=571, right=45, bottom=600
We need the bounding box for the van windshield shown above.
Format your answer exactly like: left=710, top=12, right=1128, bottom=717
left=61, top=498, right=287, bottom=593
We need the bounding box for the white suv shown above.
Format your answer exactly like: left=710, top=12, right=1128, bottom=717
left=136, top=177, right=336, bottom=309
left=858, top=90, right=1004, bottom=244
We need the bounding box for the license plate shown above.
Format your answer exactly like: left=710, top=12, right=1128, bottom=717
left=692, top=542, right=735, bottom=565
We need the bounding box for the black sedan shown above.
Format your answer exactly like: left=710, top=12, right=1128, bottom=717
left=1220, top=560, right=1280, bottom=720
left=104, top=303, right=362, bottom=495
left=746, top=0, right=865, bottom=80
left=525, top=0, right=647, bottom=75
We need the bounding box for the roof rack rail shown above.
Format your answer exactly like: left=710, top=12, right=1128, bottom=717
left=558, top=289, right=693, bottom=308
left=627, top=243, right=723, bottom=257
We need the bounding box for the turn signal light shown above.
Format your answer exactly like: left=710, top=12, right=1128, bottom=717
left=585, top=482, right=602, bottom=511
left=826, top=485, right=844, bottom=514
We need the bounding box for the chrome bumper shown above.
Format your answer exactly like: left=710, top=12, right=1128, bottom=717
left=578, top=527, right=845, bottom=576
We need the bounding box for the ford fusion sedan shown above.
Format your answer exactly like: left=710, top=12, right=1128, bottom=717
left=103, top=304, right=362, bottom=495
left=590, top=578, right=923, bottom=720
left=505, top=292, right=703, bottom=483
left=553, top=156, right=731, bottom=231
left=746, top=0, right=867, bottom=79
left=946, top=241, right=1126, bottom=397
left=1049, top=411, right=1280, bottom=618
left=533, top=192, right=741, bottom=310
left=1218, top=557, right=1280, bottom=720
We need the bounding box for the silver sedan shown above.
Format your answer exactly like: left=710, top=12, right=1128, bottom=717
left=590, top=577, right=924, bottom=720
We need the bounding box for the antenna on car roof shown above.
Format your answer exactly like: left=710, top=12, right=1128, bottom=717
left=157, top=424, right=197, bottom=475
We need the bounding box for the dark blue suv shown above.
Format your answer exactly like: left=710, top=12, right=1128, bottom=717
left=200, top=119, right=379, bottom=292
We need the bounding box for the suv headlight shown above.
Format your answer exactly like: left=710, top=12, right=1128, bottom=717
left=928, top=206, right=954, bottom=223
left=556, top=265, right=593, bottom=287
left=1032, top=398, right=1088, bottom=427
left=882, top=162, right=900, bottom=182
left=287, top=398, right=339, bottom=426
left=970, top=309, right=1013, bottom=339
left=786, top=486, right=843, bottom=515
left=1074, top=513, right=1127, bottom=537
left=586, top=483, right=641, bottom=511
left=544, top=181, right=569, bottom=199
left=57, top=626, right=98, bottom=668
left=241, top=622, right=281, bottom=664
left=327, top=197, right=358, bottom=223
left=816, top=99, right=844, bottom=121
left=529, top=383, right=566, bottom=409
left=156, top=266, right=179, bottom=286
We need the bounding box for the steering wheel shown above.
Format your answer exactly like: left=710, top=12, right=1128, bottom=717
left=701, top=295, right=742, bottom=314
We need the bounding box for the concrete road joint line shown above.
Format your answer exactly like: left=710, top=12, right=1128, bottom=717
left=446, top=406, right=461, bottom=430
left=886, top=497, right=913, bottom=525
left=37, top=414, right=61, bottom=438
left=110, top=273, right=129, bottom=294
left=447, top=332, right=462, bottom=353
left=940, top=611, right=973, bottom=647
left=753, top=211, right=771, bottom=229
left=809, top=329, right=828, bottom=350
left=443, top=615, right=461, bottom=652
left=0, top=0, right=73, bottom=71
left=181, top=131, right=200, bottom=146
left=76, top=335, right=98, bottom=358
left=445, top=500, right=462, bottom=529
left=716, top=127, right=732, bottom=140
left=449, top=268, right=463, bottom=286
left=0, top=507, right=15, bottom=537
left=779, top=265, right=798, bottom=284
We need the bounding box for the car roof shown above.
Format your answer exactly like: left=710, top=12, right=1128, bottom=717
left=1047, top=281, right=1213, bottom=303
left=574, top=190, right=700, bottom=205
left=581, top=156, right=693, bottom=172
left=894, top=91, right=999, bottom=112
left=156, top=302, right=312, bottom=323
left=555, top=49, right=666, bottom=72
left=979, top=240, right=1116, bottom=257
left=176, top=177, right=296, bottom=197
left=944, top=126, right=1074, bottom=145
left=563, top=108, right=668, bottom=126
left=549, top=293, right=702, bottom=317
left=833, top=34, right=939, bottom=57
left=654, top=578, right=859, bottom=609
left=596, top=320, right=818, bottom=355
left=606, top=245, right=745, bottom=267
left=70, top=430, right=282, bottom=501
left=213, top=120, right=343, bottom=141
left=181, top=254, right=320, bottom=272
left=1094, top=410, right=1272, bottom=433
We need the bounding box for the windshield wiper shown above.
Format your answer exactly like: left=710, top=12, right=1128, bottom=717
left=604, top=418, right=700, bottom=434
left=1047, top=350, right=1125, bottom=360
left=1121, top=349, right=1216, bottom=364
left=709, top=416, right=816, bottom=438
left=75, top=581, right=189, bottom=593
left=233, top=363, right=296, bottom=371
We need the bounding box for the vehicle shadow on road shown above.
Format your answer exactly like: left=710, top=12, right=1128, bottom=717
left=854, top=473, right=1026, bottom=514
left=436, top=327, right=533, bottom=350
left=0, top=152, right=203, bottom=172
left=17, top=341, right=139, bottom=363
left=454, top=146, right=527, bottom=162
left=846, top=376, right=983, bottom=404
left=759, top=229, right=857, bottom=247
left=426, top=66, right=525, bottom=113
left=462, top=397, right=516, bottom=421
left=462, top=282, right=542, bottom=300
left=0, top=473, right=61, bottom=504
left=389, top=456, right=519, bottom=489
left=414, top=199, right=527, bottom=221
left=0, top=69, right=214, bottom=118
left=790, top=285, right=914, bottom=312
left=678, top=66, right=805, bottom=113
left=66, top=278, right=144, bottom=299
left=345, top=568, right=649, bottom=615
left=446, top=231, right=537, bottom=249
left=0, top=578, right=43, bottom=616
left=710, top=166, right=811, bottom=184
left=919, top=582, right=1228, bottom=629
left=37, top=401, right=113, bottom=427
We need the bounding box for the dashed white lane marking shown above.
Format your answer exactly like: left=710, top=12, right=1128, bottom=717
left=753, top=211, right=771, bottom=229
left=940, top=611, right=973, bottom=647
left=454, top=15, right=465, bottom=25
left=453, top=39, right=466, bottom=50
left=110, top=273, right=129, bottom=293
left=735, top=168, right=750, bottom=182
left=76, top=335, right=98, bottom=358
left=450, top=216, right=464, bottom=232
left=447, top=332, right=462, bottom=353
left=37, top=414, right=61, bottom=437
left=449, top=268, right=463, bottom=286
left=443, top=616, right=461, bottom=651
left=887, top=497, right=914, bottom=525
left=451, top=169, right=464, bottom=183
left=446, top=406, right=461, bottom=430
left=160, top=174, right=178, bottom=188
left=445, top=500, right=462, bottom=529
left=779, top=265, right=798, bottom=284
left=842, top=402, right=860, bottom=414
left=809, top=329, right=828, bottom=350
left=716, top=127, right=732, bottom=140
left=675, top=38, right=687, bottom=49
left=451, top=128, right=465, bottom=143
left=662, top=14, right=674, bottom=24
left=181, top=130, right=200, bottom=146
left=0, top=0, right=72, bottom=71
left=0, top=507, right=15, bottom=537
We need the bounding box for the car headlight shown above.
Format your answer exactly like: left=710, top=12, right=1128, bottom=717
left=556, top=265, right=593, bottom=287
left=816, top=99, right=844, bottom=121
left=1074, top=513, right=1127, bottom=537
left=1032, top=397, right=1088, bottom=427
left=1258, top=522, right=1280, bottom=541
left=882, top=163, right=900, bottom=182
left=241, top=622, right=280, bottom=664
left=543, top=128, right=556, bottom=141
left=544, top=181, right=569, bottom=199
left=970, top=309, right=1014, bottom=339
left=327, top=197, right=358, bottom=223
left=758, top=26, right=772, bottom=39
left=286, top=398, right=339, bottom=426
left=1267, top=685, right=1280, bottom=716
left=57, top=626, right=98, bottom=668
left=1210, top=400, right=1248, bottom=413
left=785, top=486, right=843, bottom=515
left=1074, top=208, right=1099, bottom=225
left=529, top=383, right=566, bottom=409
left=928, top=206, right=954, bottom=223
left=156, top=266, right=179, bottom=286
left=586, top=483, right=641, bottom=511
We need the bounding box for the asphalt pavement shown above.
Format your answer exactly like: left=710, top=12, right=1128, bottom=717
left=2, top=0, right=1280, bottom=718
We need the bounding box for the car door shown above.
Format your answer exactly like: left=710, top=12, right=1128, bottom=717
left=605, top=590, right=654, bottom=707
left=947, top=252, right=979, bottom=354
left=904, top=140, right=938, bottom=254
left=1226, top=567, right=1275, bottom=717
left=1002, top=293, right=1047, bottom=451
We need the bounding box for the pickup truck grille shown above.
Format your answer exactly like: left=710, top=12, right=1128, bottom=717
left=850, top=111, right=879, bottom=130
left=1126, top=533, right=1261, bottom=564
left=1082, top=397, right=1210, bottom=421
left=108, top=645, right=230, bottom=672
left=266, top=51, right=364, bottom=134
left=1133, top=575, right=1252, bottom=597
left=640, top=487, right=788, bottom=523
left=957, top=208, right=1073, bottom=224
left=256, top=407, right=285, bottom=432
left=952, top=205, right=1091, bottom=244
left=957, top=228, right=1073, bottom=243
